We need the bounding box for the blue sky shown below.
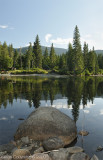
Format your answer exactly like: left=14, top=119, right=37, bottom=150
left=0, top=0, right=103, bottom=49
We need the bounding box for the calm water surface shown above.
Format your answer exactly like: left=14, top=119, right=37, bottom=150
left=0, top=75, right=103, bottom=159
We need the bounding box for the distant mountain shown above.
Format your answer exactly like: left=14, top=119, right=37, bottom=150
left=95, top=50, right=103, bottom=54
left=15, top=46, right=103, bottom=55
left=16, top=46, right=67, bottom=55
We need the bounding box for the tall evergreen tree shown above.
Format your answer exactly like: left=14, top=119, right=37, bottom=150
left=87, top=48, right=99, bottom=74
left=72, top=25, right=84, bottom=74
left=26, top=42, right=33, bottom=70
left=1, top=42, right=13, bottom=69
left=50, top=43, right=56, bottom=69
left=59, top=54, right=67, bottom=69
left=0, top=42, right=2, bottom=69
left=13, top=49, right=19, bottom=68
left=8, top=44, right=14, bottom=58
left=42, top=47, right=50, bottom=69
left=97, top=54, right=103, bottom=69
left=67, top=43, right=73, bottom=71
left=83, top=42, right=88, bottom=68
left=33, top=35, right=42, bottom=68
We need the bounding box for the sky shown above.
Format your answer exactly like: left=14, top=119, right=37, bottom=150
left=0, top=0, right=103, bottom=50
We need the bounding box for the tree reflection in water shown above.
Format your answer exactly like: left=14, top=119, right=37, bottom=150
left=0, top=76, right=103, bottom=123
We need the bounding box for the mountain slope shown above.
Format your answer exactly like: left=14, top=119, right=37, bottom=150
left=16, top=46, right=67, bottom=55
left=15, top=46, right=103, bottom=55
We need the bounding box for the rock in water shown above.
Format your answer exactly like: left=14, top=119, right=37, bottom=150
left=79, top=130, right=89, bottom=136
left=49, top=149, right=69, bottom=160
left=14, top=107, right=77, bottom=146
left=66, top=146, right=84, bottom=153
left=70, top=152, right=90, bottom=160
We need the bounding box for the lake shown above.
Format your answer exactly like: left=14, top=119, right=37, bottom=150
left=0, top=75, right=103, bottom=159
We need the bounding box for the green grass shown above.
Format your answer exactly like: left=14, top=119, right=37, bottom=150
left=8, top=68, right=48, bottom=75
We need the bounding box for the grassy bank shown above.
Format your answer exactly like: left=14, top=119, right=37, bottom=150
left=0, top=68, right=48, bottom=75
left=1, top=68, right=103, bottom=76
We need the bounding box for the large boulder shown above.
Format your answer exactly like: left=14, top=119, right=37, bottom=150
left=14, top=107, right=77, bottom=146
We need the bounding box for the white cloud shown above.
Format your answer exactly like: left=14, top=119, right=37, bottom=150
left=25, top=42, right=33, bottom=47
left=44, top=33, right=101, bottom=49
left=0, top=25, right=8, bottom=29
left=100, top=109, right=103, bottom=115
left=50, top=38, right=73, bottom=45
left=45, top=34, right=52, bottom=42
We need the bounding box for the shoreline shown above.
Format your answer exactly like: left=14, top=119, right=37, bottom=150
left=0, top=73, right=103, bottom=77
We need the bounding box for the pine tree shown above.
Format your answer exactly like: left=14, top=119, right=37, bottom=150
left=8, top=44, right=14, bottom=58
left=0, top=42, right=2, bottom=70
left=87, top=48, right=99, bottom=74
left=59, top=54, right=67, bottom=69
left=19, top=47, right=22, bottom=69
left=83, top=42, right=88, bottom=68
left=50, top=43, right=56, bottom=69
left=42, top=47, right=50, bottom=69
left=97, top=54, right=103, bottom=69
left=33, top=35, right=42, bottom=68
left=72, top=25, right=84, bottom=74
left=26, top=42, right=33, bottom=70
left=13, top=49, right=19, bottom=68
left=1, top=42, right=13, bottom=69
left=67, top=43, right=73, bottom=71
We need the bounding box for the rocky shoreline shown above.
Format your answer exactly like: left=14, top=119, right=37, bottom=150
left=0, top=138, right=99, bottom=160
left=0, top=107, right=100, bottom=160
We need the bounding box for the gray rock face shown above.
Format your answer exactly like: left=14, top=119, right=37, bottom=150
left=66, top=146, right=84, bottom=154
left=21, top=136, right=29, bottom=144
left=14, top=107, right=77, bottom=146
left=43, top=137, right=64, bottom=151
left=34, top=147, right=45, bottom=154
left=70, top=152, right=90, bottom=160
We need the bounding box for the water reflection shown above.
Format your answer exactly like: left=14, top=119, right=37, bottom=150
left=1, top=76, right=103, bottom=159
left=0, top=76, right=103, bottom=123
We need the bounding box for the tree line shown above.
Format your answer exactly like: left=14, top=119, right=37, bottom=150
left=0, top=25, right=103, bottom=75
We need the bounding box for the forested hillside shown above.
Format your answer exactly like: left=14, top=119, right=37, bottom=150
left=0, top=25, right=103, bottom=75
left=16, top=46, right=103, bottom=56
left=16, top=46, right=67, bottom=55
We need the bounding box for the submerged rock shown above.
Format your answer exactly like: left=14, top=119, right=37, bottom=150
left=14, top=107, right=77, bottom=146
left=79, top=130, right=89, bottom=136
left=96, top=145, right=103, bottom=152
